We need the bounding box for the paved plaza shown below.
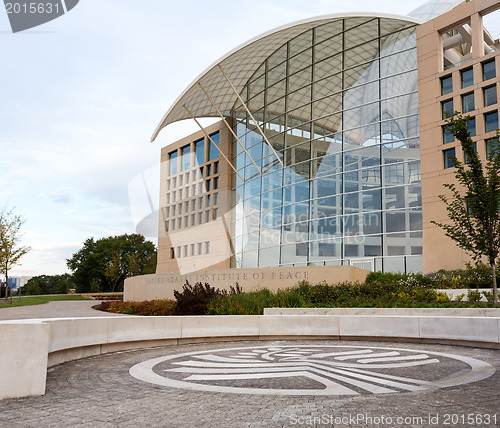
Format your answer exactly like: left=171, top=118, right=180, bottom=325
left=0, top=339, right=498, bottom=428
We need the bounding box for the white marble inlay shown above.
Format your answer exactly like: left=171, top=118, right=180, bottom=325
left=129, top=345, right=495, bottom=396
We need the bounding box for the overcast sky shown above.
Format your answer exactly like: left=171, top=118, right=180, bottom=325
left=0, top=0, right=428, bottom=277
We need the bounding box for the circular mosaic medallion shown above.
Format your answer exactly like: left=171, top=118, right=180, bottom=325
left=129, top=344, right=495, bottom=396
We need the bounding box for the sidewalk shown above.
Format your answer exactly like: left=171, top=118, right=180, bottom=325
left=0, top=300, right=127, bottom=321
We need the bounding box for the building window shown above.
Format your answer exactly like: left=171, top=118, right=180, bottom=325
left=208, top=132, right=220, bottom=161
left=172, top=205, right=176, bottom=216
left=206, top=194, right=211, bottom=206
left=206, top=179, right=211, bottom=191
left=199, top=212, right=203, bottom=224
left=462, top=93, right=474, bottom=113
left=441, top=75, right=453, bottom=95
left=191, top=199, right=196, bottom=210
left=181, top=145, right=190, bottom=171
left=199, top=197, right=204, bottom=209
left=213, top=208, right=218, bottom=219
left=213, top=176, right=219, bottom=189
left=191, top=213, right=196, bottom=226
left=170, top=248, right=175, bottom=259
left=198, top=242, right=203, bottom=255
left=443, top=126, right=454, bottom=144
left=169, top=151, right=178, bottom=175
left=484, top=111, right=499, bottom=133
left=205, top=241, right=210, bottom=254
left=484, top=85, right=497, bottom=106
left=443, top=148, right=456, bottom=169
left=190, top=243, right=195, bottom=256
left=179, top=175, right=183, bottom=186
left=205, top=210, right=210, bottom=222
left=176, top=246, right=181, bottom=258
left=442, top=99, right=453, bottom=118
left=195, top=138, right=204, bottom=166
left=214, top=192, right=219, bottom=205
left=171, top=219, right=175, bottom=230
left=165, top=220, right=169, bottom=232
left=483, top=59, right=496, bottom=81
left=185, top=187, right=190, bottom=198
left=184, top=216, right=189, bottom=227
left=467, top=117, right=476, bottom=136
left=461, top=68, right=473, bottom=88
left=207, top=164, right=212, bottom=176
left=214, top=161, right=219, bottom=174
left=167, top=179, right=170, bottom=190
left=178, top=189, right=183, bottom=201
left=486, top=137, right=499, bottom=158
left=183, top=245, right=188, bottom=257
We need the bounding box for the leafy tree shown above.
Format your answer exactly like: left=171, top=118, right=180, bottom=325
left=67, top=234, right=156, bottom=293
left=24, top=274, right=75, bottom=295
left=431, top=114, right=500, bottom=306
left=0, top=208, right=30, bottom=302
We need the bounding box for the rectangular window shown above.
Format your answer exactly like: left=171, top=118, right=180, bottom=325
left=214, top=161, right=219, bottom=174
left=171, top=219, right=175, bottom=230
left=461, top=68, right=473, bottom=88
left=191, top=213, right=196, bottom=226
left=484, top=111, right=499, bottom=133
left=483, top=59, right=496, bottom=81
left=184, top=216, right=189, bottom=227
left=195, top=138, right=204, bottom=166
left=208, top=132, right=220, bottom=161
left=441, top=75, right=453, bottom=95
left=214, top=192, right=219, bottom=205
left=167, top=193, right=170, bottom=204
left=183, top=245, right=188, bottom=257
left=484, top=85, right=497, bottom=106
left=213, top=208, right=218, bottom=219
left=178, top=189, right=183, bottom=200
left=206, top=194, right=211, bottom=206
left=443, top=148, right=456, bottom=169
left=191, top=199, right=196, bottom=210
left=176, top=247, right=181, bottom=258
left=172, top=177, right=176, bottom=187
left=442, top=99, right=453, bottom=118
left=199, top=212, right=203, bottom=224
left=167, top=179, right=171, bottom=190
left=169, top=151, right=178, bottom=175
left=178, top=203, right=182, bottom=215
left=213, top=176, right=219, bottom=189
left=185, top=201, right=189, bottom=211
left=185, top=187, right=189, bottom=198
left=467, top=117, right=476, bottom=136
left=199, top=197, right=204, bottom=209
left=198, top=242, right=203, bottom=255
left=179, top=175, right=183, bottom=186
left=443, top=126, right=454, bottom=144
left=205, top=241, right=210, bottom=254
left=200, top=166, right=204, bottom=178
left=172, top=205, right=176, bottom=216
left=462, top=93, right=474, bottom=113
left=206, top=164, right=212, bottom=176
left=166, top=207, right=170, bottom=217
left=181, top=145, right=190, bottom=171
left=170, top=248, right=175, bottom=259
left=190, top=243, right=195, bottom=256
left=486, top=137, right=499, bottom=158
left=206, top=179, right=211, bottom=192
left=205, top=210, right=210, bottom=222
left=165, top=220, right=169, bottom=232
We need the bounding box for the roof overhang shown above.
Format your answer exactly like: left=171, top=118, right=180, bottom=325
left=152, top=12, right=423, bottom=142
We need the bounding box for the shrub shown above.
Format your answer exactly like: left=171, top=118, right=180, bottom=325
left=467, top=288, right=482, bottom=303
left=174, top=281, right=242, bottom=315
left=482, top=290, right=494, bottom=304
left=94, top=299, right=177, bottom=315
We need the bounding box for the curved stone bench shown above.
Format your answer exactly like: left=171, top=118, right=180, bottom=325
left=1, top=313, right=499, bottom=400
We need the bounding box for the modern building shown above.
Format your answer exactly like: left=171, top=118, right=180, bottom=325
left=125, top=0, right=500, bottom=300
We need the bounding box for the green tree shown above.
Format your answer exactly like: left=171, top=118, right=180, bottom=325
left=24, top=274, right=75, bottom=295
left=67, top=234, right=157, bottom=293
left=0, top=208, right=30, bottom=302
left=431, top=114, right=500, bottom=306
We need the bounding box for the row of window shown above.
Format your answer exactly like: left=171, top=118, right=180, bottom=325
left=166, top=209, right=219, bottom=232
left=170, top=241, right=210, bottom=259
left=168, top=133, right=220, bottom=176
left=441, top=85, right=497, bottom=119
left=443, top=110, right=498, bottom=144
left=443, top=138, right=499, bottom=169
left=166, top=162, right=220, bottom=189
left=441, top=59, right=496, bottom=95
left=166, top=177, right=220, bottom=204
left=166, top=193, right=219, bottom=217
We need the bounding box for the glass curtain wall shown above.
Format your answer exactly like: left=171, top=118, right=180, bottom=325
left=230, top=17, right=422, bottom=273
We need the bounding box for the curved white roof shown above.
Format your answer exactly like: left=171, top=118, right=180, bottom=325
left=151, top=12, right=423, bottom=141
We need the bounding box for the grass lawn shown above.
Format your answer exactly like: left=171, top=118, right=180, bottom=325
left=0, top=294, right=90, bottom=309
